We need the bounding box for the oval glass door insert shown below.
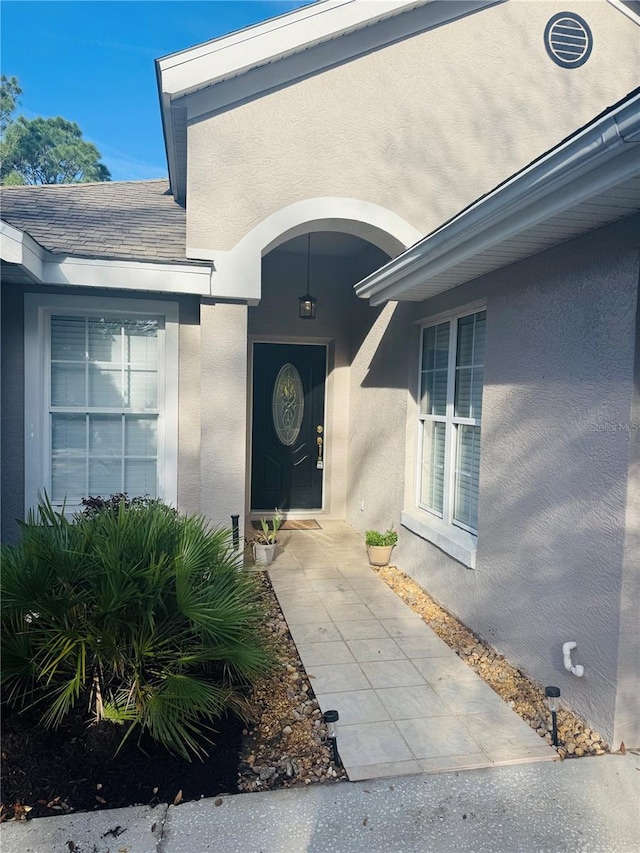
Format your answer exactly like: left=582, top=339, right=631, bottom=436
left=272, top=363, right=304, bottom=446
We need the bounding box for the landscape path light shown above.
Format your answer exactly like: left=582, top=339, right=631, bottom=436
left=545, top=686, right=561, bottom=747
left=323, top=709, right=341, bottom=767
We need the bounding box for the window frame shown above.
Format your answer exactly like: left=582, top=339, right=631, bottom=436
left=24, top=294, right=179, bottom=516
left=417, top=308, right=485, bottom=536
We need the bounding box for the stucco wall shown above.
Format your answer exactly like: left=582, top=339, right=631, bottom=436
left=614, top=270, right=640, bottom=748
left=176, top=297, right=202, bottom=516
left=186, top=0, right=640, bottom=252
left=200, top=302, right=248, bottom=531
left=346, top=299, right=415, bottom=533
left=380, top=215, right=640, bottom=746
left=0, top=285, right=201, bottom=541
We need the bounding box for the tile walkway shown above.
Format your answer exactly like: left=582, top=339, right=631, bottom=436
left=266, top=521, right=557, bottom=781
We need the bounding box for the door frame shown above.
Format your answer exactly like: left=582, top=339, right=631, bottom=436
left=247, top=336, right=331, bottom=518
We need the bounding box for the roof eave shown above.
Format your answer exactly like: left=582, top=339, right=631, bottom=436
left=1, top=220, right=214, bottom=295
left=355, top=93, right=640, bottom=306
left=1, top=220, right=47, bottom=283
left=156, top=0, right=504, bottom=201
left=155, top=61, right=176, bottom=200
left=156, top=0, right=427, bottom=99
left=156, top=0, right=427, bottom=201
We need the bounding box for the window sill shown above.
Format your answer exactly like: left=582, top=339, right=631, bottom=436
left=400, top=509, right=477, bottom=569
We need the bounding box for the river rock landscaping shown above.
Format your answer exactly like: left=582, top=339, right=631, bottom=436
left=373, top=563, right=611, bottom=759
left=237, top=572, right=347, bottom=792
left=1, top=552, right=613, bottom=824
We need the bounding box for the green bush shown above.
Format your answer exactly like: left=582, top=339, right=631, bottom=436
left=79, top=492, right=169, bottom=518
left=0, top=497, right=275, bottom=760
left=365, top=528, right=398, bottom=547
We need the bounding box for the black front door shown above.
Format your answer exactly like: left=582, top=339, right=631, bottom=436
left=251, top=343, right=326, bottom=511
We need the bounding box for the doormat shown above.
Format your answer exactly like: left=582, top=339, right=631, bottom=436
left=252, top=519, right=321, bottom=531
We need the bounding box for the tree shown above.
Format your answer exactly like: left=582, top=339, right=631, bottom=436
left=0, top=75, right=22, bottom=135
left=0, top=77, right=110, bottom=185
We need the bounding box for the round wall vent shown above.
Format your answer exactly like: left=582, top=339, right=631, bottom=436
left=544, top=12, right=593, bottom=68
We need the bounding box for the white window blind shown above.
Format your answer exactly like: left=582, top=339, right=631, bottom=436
left=419, top=310, right=486, bottom=534
left=49, top=316, right=159, bottom=504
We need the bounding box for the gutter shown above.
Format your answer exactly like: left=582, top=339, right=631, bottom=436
left=355, top=92, right=640, bottom=306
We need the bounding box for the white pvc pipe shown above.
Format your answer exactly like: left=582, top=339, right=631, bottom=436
left=563, top=641, right=585, bottom=677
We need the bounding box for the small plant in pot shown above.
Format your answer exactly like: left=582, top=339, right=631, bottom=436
left=253, top=510, right=283, bottom=567
left=365, top=528, right=398, bottom=566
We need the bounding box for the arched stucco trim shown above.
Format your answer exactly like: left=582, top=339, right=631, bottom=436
left=251, top=197, right=423, bottom=258
left=188, top=198, right=423, bottom=303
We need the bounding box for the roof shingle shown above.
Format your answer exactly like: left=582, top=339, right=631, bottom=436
left=0, top=179, right=196, bottom=265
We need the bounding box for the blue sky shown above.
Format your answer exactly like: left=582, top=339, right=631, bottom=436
left=1, top=1, right=313, bottom=181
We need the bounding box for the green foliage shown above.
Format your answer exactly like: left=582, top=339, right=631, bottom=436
left=0, top=75, right=21, bottom=135
left=0, top=109, right=110, bottom=185
left=0, top=497, right=275, bottom=760
left=365, top=528, right=398, bottom=547
left=254, top=509, right=283, bottom=545
left=80, top=492, right=172, bottom=519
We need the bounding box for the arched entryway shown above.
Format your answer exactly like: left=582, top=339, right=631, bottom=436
left=248, top=229, right=394, bottom=519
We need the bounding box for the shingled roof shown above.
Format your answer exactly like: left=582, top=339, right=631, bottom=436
left=0, top=179, right=195, bottom=264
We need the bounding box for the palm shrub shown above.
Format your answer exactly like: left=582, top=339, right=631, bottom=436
left=1, top=497, right=275, bottom=759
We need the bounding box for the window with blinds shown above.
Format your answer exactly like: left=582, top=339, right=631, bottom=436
left=49, top=316, right=160, bottom=504
left=418, top=310, right=486, bottom=534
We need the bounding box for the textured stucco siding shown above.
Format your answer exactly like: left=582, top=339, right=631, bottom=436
left=614, top=273, right=640, bottom=748
left=200, top=302, right=248, bottom=531
left=346, top=300, right=415, bottom=533
left=387, top=216, right=640, bottom=746
left=176, top=298, right=201, bottom=516
left=186, top=0, right=640, bottom=253
left=0, top=285, right=201, bottom=541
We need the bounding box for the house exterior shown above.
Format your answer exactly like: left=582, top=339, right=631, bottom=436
left=1, top=0, right=639, bottom=749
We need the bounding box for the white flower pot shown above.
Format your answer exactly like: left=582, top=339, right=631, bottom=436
left=366, top=545, right=394, bottom=566
left=254, top=542, right=277, bottom=566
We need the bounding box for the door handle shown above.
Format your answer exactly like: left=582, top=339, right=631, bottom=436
left=316, top=425, right=324, bottom=469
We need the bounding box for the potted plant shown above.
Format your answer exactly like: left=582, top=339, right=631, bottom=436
left=365, top=528, right=398, bottom=566
left=253, top=510, right=283, bottom=567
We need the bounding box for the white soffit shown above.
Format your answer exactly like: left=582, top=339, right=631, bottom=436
left=396, top=177, right=640, bottom=301
left=355, top=92, right=640, bottom=305
left=157, top=0, right=504, bottom=201
left=159, top=0, right=432, bottom=97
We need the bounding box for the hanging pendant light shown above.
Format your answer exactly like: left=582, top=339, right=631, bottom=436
left=298, top=232, right=317, bottom=320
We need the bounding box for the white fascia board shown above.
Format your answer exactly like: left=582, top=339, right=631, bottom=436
left=607, top=0, right=640, bottom=25
left=157, top=0, right=503, bottom=196
left=182, top=0, right=501, bottom=122
left=356, top=94, right=640, bottom=305
left=41, top=256, right=213, bottom=296
left=180, top=0, right=504, bottom=121
left=1, top=223, right=264, bottom=302
left=180, top=0, right=502, bottom=122
left=1, top=220, right=46, bottom=281
left=157, top=0, right=426, bottom=97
